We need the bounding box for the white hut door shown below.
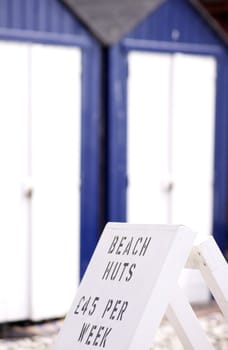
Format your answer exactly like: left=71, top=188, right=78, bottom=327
left=127, top=51, right=217, bottom=303
left=127, top=52, right=171, bottom=224
left=127, top=51, right=216, bottom=236
left=30, top=45, right=81, bottom=320
left=0, top=42, right=30, bottom=322
left=0, top=41, right=81, bottom=321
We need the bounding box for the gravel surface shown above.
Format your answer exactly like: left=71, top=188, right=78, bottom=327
left=153, top=312, right=228, bottom=350
left=0, top=312, right=227, bottom=349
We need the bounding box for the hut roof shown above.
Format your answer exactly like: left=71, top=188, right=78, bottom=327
left=61, top=0, right=228, bottom=46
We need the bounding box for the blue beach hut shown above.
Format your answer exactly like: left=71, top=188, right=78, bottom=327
left=63, top=0, right=228, bottom=302
left=105, top=0, right=228, bottom=302
left=64, top=0, right=228, bottom=259
left=0, top=0, right=101, bottom=321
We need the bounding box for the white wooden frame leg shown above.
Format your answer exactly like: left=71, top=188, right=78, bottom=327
left=164, top=237, right=228, bottom=349
left=186, top=236, right=228, bottom=320
left=166, top=286, right=214, bottom=350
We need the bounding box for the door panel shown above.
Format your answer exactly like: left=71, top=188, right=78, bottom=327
left=0, top=41, right=82, bottom=321
left=127, top=51, right=216, bottom=235
left=171, top=54, right=216, bottom=239
left=127, top=52, right=171, bottom=223
left=171, top=54, right=216, bottom=303
left=0, top=42, right=29, bottom=321
left=127, top=51, right=216, bottom=303
left=30, top=44, right=81, bottom=319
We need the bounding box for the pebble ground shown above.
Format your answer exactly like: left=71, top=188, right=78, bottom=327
left=0, top=307, right=227, bottom=349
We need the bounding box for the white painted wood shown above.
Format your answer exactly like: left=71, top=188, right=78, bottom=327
left=165, top=238, right=227, bottom=349
left=127, top=51, right=217, bottom=303
left=171, top=54, right=216, bottom=239
left=52, top=224, right=196, bottom=350
left=0, top=41, right=82, bottom=322
left=174, top=54, right=217, bottom=303
left=186, top=237, right=228, bottom=320
left=30, top=44, right=81, bottom=320
left=127, top=52, right=171, bottom=224
left=53, top=226, right=228, bottom=350
left=166, top=286, right=214, bottom=349
left=0, top=42, right=30, bottom=321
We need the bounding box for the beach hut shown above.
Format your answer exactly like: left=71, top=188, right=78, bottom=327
left=105, top=0, right=228, bottom=301
left=64, top=0, right=228, bottom=258
left=0, top=0, right=101, bottom=321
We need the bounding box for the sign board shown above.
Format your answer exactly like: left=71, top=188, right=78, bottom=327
left=52, top=223, right=196, bottom=350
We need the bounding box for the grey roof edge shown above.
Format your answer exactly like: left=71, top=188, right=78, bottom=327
left=189, top=0, right=228, bottom=47
left=111, top=0, right=167, bottom=46
left=60, top=0, right=166, bottom=46
left=59, top=0, right=100, bottom=44
left=60, top=0, right=105, bottom=44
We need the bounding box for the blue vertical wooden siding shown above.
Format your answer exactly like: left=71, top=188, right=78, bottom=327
left=80, top=45, right=102, bottom=278
left=0, top=0, right=102, bottom=278
left=108, top=45, right=128, bottom=222
left=213, top=55, right=228, bottom=252
left=108, top=0, right=228, bottom=252
left=0, top=0, right=87, bottom=37
left=80, top=44, right=101, bottom=278
left=127, top=0, right=221, bottom=45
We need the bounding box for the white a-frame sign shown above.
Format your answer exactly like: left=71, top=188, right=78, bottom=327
left=52, top=223, right=228, bottom=350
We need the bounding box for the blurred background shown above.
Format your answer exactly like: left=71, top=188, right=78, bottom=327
left=0, top=0, right=227, bottom=348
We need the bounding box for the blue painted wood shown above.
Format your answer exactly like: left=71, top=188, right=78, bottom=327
left=108, top=0, right=228, bottom=252
left=125, top=0, right=221, bottom=46
left=0, top=0, right=87, bottom=37
left=0, top=0, right=101, bottom=278
left=122, top=37, right=224, bottom=55
left=213, top=54, right=228, bottom=252
left=108, top=45, right=128, bottom=222
left=80, top=45, right=102, bottom=278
